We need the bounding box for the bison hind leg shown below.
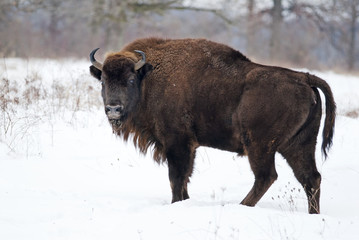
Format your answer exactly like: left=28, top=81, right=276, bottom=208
left=278, top=92, right=322, bottom=214
left=278, top=125, right=322, bottom=213
left=281, top=149, right=321, bottom=214
left=279, top=145, right=322, bottom=214
left=241, top=148, right=278, bottom=207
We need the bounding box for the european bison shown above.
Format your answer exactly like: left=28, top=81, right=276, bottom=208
left=89, top=37, right=335, bottom=214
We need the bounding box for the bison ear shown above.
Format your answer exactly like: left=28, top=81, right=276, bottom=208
left=90, top=65, right=102, bottom=81
left=137, top=63, right=153, bottom=80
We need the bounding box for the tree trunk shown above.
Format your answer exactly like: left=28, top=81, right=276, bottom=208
left=246, top=0, right=255, bottom=56
left=348, top=0, right=358, bottom=70
left=48, top=2, right=60, bottom=49
left=269, top=0, right=283, bottom=60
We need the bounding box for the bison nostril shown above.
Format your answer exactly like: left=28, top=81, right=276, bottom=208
left=105, top=105, right=124, bottom=115
left=115, top=106, right=123, bottom=112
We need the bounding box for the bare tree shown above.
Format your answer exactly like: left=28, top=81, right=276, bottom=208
left=290, top=0, right=359, bottom=70
left=0, top=0, right=45, bottom=56
left=1, top=0, right=358, bottom=71
left=347, top=0, right=359, bottom=70
left=246, top=0, right=256, bottom=56
left=270, top=0, right=283, bottom=60
left=88, top=0, right=231, bottom=49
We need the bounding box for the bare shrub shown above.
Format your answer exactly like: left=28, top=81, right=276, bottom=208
left=1, top=76, right=21, bottom=137
left=0, top=77, right=20, bottom=109
left=22, top=72, right=47, bottom=107
left=346, top=110, right=359, bottom=119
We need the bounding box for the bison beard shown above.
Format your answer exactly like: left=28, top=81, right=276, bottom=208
left=109, top=119, right=122, bottom=128
left=89, top=37, right=336, bottom=214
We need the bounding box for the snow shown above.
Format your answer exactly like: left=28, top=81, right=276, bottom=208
left=1, top=58, right=359, bottom=240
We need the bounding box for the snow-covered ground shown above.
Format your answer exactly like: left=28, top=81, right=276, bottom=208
left=0, top=58, right=358, bottom=240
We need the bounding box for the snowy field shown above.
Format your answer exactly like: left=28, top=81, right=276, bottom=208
left=0, top=58, right=358, bottom=240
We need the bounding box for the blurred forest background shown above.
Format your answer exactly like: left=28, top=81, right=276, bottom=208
left=1, top=0, right=359, bottom=71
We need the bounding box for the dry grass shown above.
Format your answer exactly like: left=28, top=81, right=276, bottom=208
left=345, top=109, right=359, bottom=119
left=0, top=59, right=102, bottom=153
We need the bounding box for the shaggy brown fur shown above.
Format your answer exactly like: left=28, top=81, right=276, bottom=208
left=89, top=37, right=336, bottom=214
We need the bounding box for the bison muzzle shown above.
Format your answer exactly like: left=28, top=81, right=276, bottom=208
left=89, top=37, right=336, bottom=214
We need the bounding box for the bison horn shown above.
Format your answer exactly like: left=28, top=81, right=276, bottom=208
left=90, top=48, right=103, bottom=71
left=134, top=50, right=146, bottom=71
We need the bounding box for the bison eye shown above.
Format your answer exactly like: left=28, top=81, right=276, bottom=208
left=128, top=78, right=135, bottom=85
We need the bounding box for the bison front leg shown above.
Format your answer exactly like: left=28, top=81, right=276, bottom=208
left=166, top=143, right=195, bottom=203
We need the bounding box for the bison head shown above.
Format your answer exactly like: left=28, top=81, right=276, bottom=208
left=89, top=48, right=153, bottom=128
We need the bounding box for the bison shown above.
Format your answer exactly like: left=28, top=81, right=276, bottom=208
left=89, top=37, right=335, bottom=214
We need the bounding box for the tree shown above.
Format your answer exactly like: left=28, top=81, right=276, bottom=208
left=290, top=0, right=359, bottom=70
left=1, top=0, right=358, bottom=71
left=346, top=0, right=359, bottom=70
left=246, top=0, right=256, bottom=56
left=270, top=0, right=283, bottom=60
left=89, top=0, right=231, bottom=49
left=0, top=0, right=44, bottom=56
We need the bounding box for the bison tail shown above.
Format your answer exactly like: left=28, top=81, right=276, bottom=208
left=307, top=74, right=336, bottom=159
